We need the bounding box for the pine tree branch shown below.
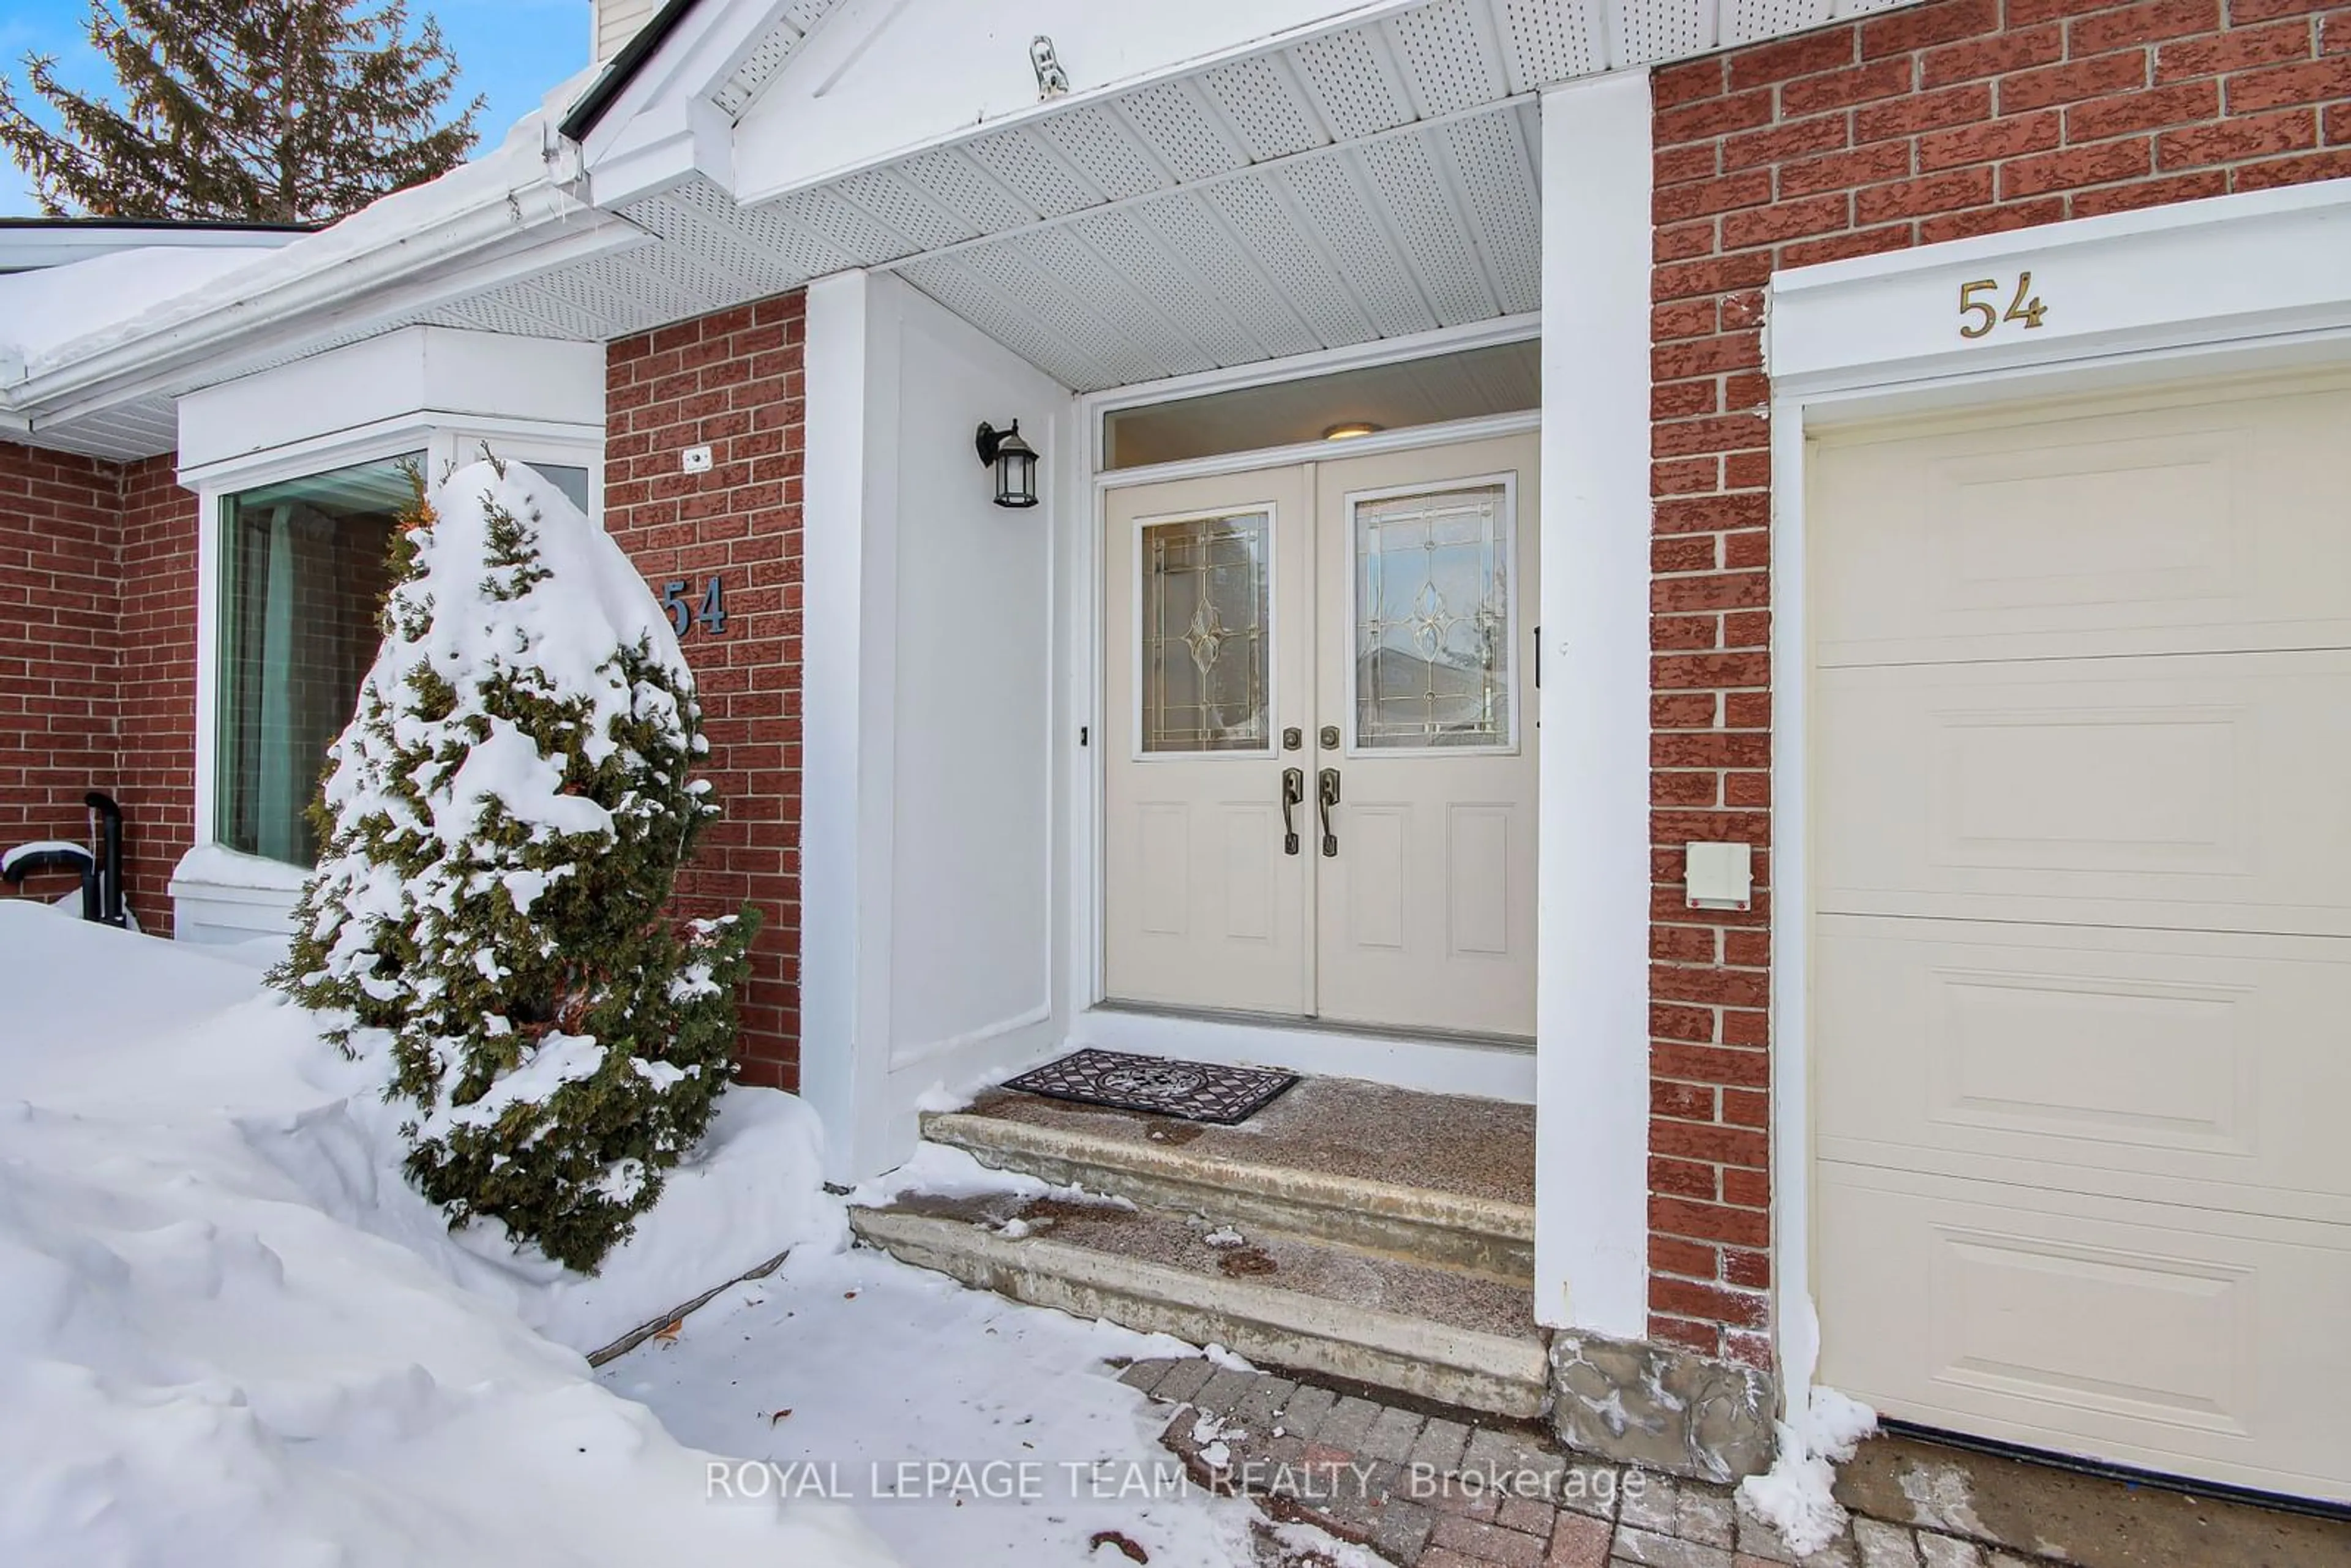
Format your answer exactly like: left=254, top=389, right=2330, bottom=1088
left=1, top=0, right=481, bottom=221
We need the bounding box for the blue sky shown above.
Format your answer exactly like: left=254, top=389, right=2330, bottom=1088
left=1, top=1, right=592, bottom=217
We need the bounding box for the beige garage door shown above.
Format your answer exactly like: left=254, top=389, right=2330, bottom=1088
left=1809, top=369, right=2351, bottom=1504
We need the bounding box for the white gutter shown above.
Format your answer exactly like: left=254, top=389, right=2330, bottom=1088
left=0, top=119, right=626, bottom=430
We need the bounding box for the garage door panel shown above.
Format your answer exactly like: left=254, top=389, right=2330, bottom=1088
left=1812, top=378, right=2351, bottom=667
left=1810, top=372, right=2351, bottom=1503
left=1816, top=1164, right=2351, bottom=1502
left=1816, top=655, right=2351, bottom=935
left=1815, top=916, right=2351, bottom=1212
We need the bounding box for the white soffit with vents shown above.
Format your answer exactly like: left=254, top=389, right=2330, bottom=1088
left=591, top=0, right=1921, bottom=392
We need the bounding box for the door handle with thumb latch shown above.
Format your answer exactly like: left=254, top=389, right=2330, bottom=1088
left=1318, top=767, right=1341, bottom=857
left=1280, top=767, right=1304, bottom=855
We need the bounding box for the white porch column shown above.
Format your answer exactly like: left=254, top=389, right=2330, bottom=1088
left=800, top=269, right=1074, bottom=1185
left=800, top=268, right=896, bottom=1184
left=1534, top=69, right=1654, bottom=1337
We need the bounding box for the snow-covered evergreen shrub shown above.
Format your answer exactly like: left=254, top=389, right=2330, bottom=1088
left=273, top=456, right=758, bottom=1272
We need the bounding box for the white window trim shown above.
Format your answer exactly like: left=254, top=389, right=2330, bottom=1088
left=1097, top=408, right=1541, bottom=491
left=1090, top=313, right=1541, bottom=479
left=1765, top=177, right=2351, bottom=1448
left=175, top=415, right=604, bottom=943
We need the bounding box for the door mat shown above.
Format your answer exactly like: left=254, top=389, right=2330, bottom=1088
left=1002, top=1049, right=1297, bottom=1125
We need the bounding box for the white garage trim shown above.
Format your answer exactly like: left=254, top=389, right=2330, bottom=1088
left=1764, top=178, right=2351, bottom=1450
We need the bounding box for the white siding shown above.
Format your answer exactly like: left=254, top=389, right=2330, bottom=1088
left=594, top=0, right=661, bottom=61
left=800, top=271, right=1077, bottom=1183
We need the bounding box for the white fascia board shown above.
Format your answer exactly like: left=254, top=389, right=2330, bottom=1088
left=587, top=94, right=740, bottom=210
left=727, top=0, right=1426, bottom=209
left=1769, top=176, right=2351, bottom=397
left=176, top=327, right=606, bottom=476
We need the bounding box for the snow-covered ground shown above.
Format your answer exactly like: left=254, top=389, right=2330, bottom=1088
left=602, top=1244, right=1271, bottom=1566
left=0, top=902, right=1282, bottom=1566
left=0, top=904, right=885, bottom=1566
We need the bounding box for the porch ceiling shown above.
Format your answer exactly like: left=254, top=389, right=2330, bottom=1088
left=480, top=0, right=1923, bottom=396
left=624, top=97, right=1543, bottom=393
left=595, top=0, right=1919, bottom=392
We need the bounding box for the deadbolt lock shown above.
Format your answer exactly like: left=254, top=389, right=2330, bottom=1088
left=1282, top=727, right=1303, bottom=751
left=1318, top=725, right=1340, bottom=751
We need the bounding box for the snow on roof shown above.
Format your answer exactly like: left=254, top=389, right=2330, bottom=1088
left=0, top=216, right=309, bottom=269
left=1, top=103, right=596, bottom=399
left=0, top=244, right=284, bottom=374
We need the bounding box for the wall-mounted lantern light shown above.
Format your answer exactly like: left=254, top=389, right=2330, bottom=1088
left=975, top=420, right=1040, bottom=509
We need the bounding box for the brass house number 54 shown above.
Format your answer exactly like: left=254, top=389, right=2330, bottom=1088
left=1959, top=272, right=2049, bottom=339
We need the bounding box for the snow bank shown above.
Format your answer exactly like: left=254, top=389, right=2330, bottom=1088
left=256, top=1055, right=850, bottom=1353
left=0, top=904, right=888, bottom=1567
left=1736, top=1384, right=1880, bottom=1558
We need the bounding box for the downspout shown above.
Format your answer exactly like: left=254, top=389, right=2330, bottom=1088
left=0, top=347, right=26, bottom=438
left=85, top=793, right=125, bottom=928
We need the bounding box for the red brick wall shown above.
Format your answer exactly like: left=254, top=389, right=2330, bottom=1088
left=0, top=446, right=198, bottom=934
left=116, top=455, right=200, bottom=930
left=1646, top=0, right=2351, bottom=1367
left=0, top=443, right=125, bottom=913
left=604, top=294, right=806, bottom=1092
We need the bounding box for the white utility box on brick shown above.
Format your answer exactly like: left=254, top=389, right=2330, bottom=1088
left=1683, top=842, right=1752, bottom=912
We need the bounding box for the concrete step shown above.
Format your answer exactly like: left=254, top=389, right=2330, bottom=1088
left=921, top=1080, right=1535, bottom=1285
left=849, top=1188, right=1550, bottom=1419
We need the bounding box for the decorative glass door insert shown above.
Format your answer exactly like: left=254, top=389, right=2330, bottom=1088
left=1139, top=511, right=1272, bottom=754
left=1348, top=482, right=1513, bottom=751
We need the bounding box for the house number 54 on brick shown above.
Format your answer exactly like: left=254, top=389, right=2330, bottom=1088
left=1959, top=272, right=2048, bottom=339
left=659, top=575, right=727, bottom=637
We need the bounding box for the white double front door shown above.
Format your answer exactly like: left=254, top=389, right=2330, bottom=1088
left=1101, top=433, right=1539, bottom=1038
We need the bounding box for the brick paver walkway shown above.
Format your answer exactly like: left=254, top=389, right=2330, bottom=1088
left=1120, top=1356, right=2061, bottom=1568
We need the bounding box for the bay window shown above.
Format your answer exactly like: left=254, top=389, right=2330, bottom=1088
left=211, top=448, right=595, bottom=871
left=173, top=328, right=607, bottom=942
left=214, top=454, right=416, bottom=866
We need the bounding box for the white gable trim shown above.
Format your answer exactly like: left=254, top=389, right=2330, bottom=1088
left=575, top=1, right=844, bottom=209
left=726, top=0, right=1433, bottom=208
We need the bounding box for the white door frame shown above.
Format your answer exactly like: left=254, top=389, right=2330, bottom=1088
left=1766, top=178, right=2351, bottom=1444
left=1070, top=315, right=1543, bottom=1101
